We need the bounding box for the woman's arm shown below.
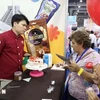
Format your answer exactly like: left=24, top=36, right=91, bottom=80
left=85, top=65, right=100, bottom=100
left=65, top=61, right=100, bottom=83
left=81, top=64, right=100, bottom=83
left=92, top=64, right=100, bottom=85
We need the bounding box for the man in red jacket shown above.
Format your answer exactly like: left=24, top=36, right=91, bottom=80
left=0, top=14, right=30, bottom=79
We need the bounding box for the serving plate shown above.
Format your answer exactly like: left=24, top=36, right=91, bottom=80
left=25, top=63, right=48, bottom=71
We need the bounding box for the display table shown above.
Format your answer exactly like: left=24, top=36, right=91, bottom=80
left=0, top=68, right=65, bottom=100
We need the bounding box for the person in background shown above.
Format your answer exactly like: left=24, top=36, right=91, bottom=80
left=89, top=30, right=97, bottom=49
left=68, top=27, right=77, bottom=59
left=64, top=29, right=100, bottom=100
left=0, top=14, right=30, bottom=79
left=97, top=37, right=100, bottom=54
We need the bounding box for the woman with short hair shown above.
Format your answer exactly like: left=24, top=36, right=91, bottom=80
left=64, top=29, right=100, bottom=100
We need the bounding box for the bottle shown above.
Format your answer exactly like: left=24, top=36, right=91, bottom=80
left=43, top=53, right=52, bottom=67
left=14, top=71, right=22, bottom=81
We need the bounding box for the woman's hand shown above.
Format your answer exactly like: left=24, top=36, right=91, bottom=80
left=64, top=60, right=80, bottom=72
left=92, top=69, right=100, bottom=85
left=86, top=87, right=100, bottom=100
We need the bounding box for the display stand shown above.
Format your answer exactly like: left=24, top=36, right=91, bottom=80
left=29, top=70, right=44, bottom=77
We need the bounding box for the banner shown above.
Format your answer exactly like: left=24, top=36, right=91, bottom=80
left=47, top=0, right=66, bottom=63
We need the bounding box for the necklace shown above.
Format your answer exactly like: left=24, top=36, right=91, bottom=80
left=75, top=48, right=89, bottom=63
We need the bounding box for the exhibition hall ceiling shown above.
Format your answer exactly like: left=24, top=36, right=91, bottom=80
left=68, top=0, right=88, bottom=26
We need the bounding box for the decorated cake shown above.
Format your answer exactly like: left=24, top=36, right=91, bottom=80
left=25, top=56, right=48, bottom=77
left=27, top=56, right=43, bottom=66
left=25, top=56, right=47, bottom=71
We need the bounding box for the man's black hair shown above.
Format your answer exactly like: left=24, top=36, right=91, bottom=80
left=11, top=14, right=29, bottom=26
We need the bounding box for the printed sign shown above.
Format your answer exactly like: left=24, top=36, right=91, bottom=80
left=24, top=18, right=50, bottom=58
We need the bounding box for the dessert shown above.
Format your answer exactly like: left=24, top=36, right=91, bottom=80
left=25, top=56, right=47, bottom=71
left=27, top=56, right=43, bottom=66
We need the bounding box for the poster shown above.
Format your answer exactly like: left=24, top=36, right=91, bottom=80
left=47, top=0, right=67, bottom=63
left=24, top=18, right=50, bottom=57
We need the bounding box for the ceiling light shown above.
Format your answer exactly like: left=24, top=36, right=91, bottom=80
left=77, top=10, right=79, bottom=12
left=80, top=0, right=82, bottom=2
left=78, top=6, right=80, bottom=8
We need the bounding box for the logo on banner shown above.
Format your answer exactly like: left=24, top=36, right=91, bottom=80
left=0, top=89, right=6, bottom=94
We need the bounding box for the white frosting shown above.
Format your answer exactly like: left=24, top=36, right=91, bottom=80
left=25, top=58, right=48, bottom=71
left=27, top=58, right=43, bottom=66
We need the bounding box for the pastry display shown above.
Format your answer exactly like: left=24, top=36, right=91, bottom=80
left=25, top=56, right=47, bottom=71
left=27, top=56, right=43, bottom=66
